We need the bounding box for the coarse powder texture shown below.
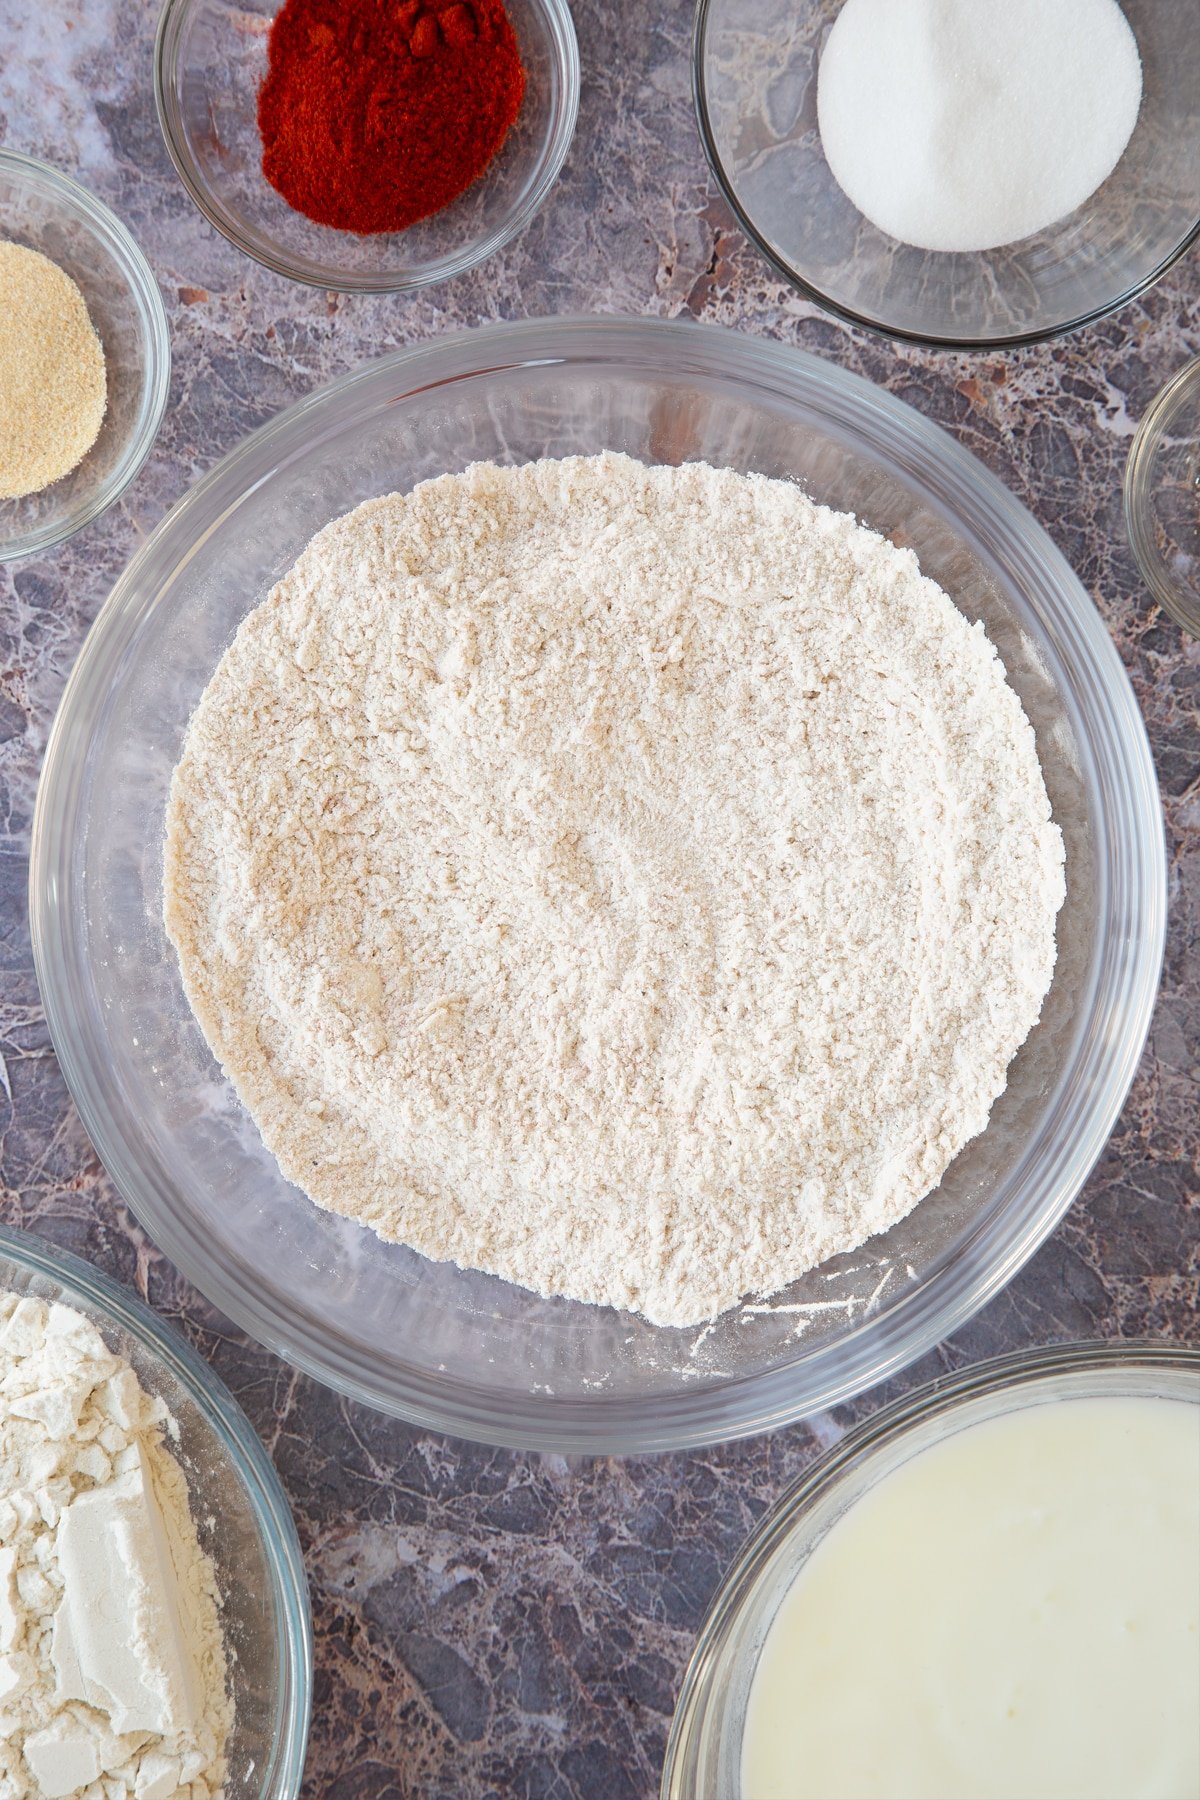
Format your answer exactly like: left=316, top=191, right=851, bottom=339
left=0, top=243, right=107, bottom=501
left=164, top=453, right=1065, bottom=1327
left=816, top=0, right=1143, bottom=254
left=0, top=1293, right=231, bottom=1800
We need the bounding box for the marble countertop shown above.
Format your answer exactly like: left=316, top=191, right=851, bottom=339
left=1, top=3, right=1197, bottom=1795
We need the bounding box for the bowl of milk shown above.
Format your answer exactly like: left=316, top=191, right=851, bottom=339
left=662, top=1342, right=1199, bottom=1800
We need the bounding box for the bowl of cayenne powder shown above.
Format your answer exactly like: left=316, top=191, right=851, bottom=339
left=0, top=152, right=170, bottom=563
left=0, top=1223, right=311, bottom=1800
left=154, top=0, right=579, bottom=291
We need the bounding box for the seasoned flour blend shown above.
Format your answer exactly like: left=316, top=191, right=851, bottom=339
left=164, top=454, right=1065, bottom=1326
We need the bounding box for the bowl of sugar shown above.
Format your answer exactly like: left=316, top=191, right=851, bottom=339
left=694, top=0, right=1200, bottom=347
left=663, top=1342, right=1200, bottom=1800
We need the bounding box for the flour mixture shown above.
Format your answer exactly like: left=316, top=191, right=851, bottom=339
left=164, top=454, right=1065, bottom=1326
left=0, top=1293, right=230, bottom=1799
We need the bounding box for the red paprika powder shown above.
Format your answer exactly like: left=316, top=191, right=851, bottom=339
left=257, top=0, right=527, bottom=235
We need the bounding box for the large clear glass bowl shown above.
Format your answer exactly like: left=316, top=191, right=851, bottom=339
left=694, top=0, right=1200, bottom=348
left=661, top=1342, right=1199, bottom=1798
left=29, top=317, right=1165, bottom=1453
left=0, top=151, right=170, bottom=562
left=0, top=1223, right=312, bottom=1798
left=155, top=0, right=579, bottom=293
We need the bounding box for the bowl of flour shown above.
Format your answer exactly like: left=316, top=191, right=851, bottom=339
left=30, top=317, right=1165, bottom=1452
left=0, top=1225, right=311, bottom=1797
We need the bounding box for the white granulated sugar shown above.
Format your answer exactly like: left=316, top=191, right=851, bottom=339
left=817, top=0, right=1143, bottom=253
left=164, top=453, right=1064, bottom=1328
left=0, top=1293, right=230, bottom=1800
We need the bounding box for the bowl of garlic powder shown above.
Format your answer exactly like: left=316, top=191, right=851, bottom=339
left=0, top=151, right=170, bottom=563
left=29, top=316, right=1166, bottom=1454
left=0, top=1224, right=311, bottom=1799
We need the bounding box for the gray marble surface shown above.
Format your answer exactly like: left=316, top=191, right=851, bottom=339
left=0, top=3, right=1197, bottom=1796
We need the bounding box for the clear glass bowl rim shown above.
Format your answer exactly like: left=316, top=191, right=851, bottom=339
left=0, top=149, right=171, bottom=562
left=153, top=0, right=581, bottom=293
left=691, top=0, right=1200, bottom=352
left=1123, top=353, right=1200, bottom=636
left=0, top=1221, right=313, bottom=1796
left=661, top=1338, right=1200, bottom=1798
left=29, top=314, right=1167, bottom=1453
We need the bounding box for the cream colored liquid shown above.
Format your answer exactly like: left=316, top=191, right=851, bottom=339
left=741, top=1396, right=1200, bottom=1800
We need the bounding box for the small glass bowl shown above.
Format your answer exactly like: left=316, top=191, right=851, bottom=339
left=155, top=0, right=579, bottom=292
left=694, top=0, right=1200, bottom=349
left=0, top=1223, right=312, bottom=1798
left=662, top=1341, right=1200, bottom=1798
left=0, top=151, right=170, bottom=563
left=1124, top=356, right=1200, bottom=637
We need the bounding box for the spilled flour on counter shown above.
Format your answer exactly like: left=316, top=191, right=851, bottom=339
left=0, top=1294, right=230, bottom=1800
left=164, top=453, right=1065, bottom=1326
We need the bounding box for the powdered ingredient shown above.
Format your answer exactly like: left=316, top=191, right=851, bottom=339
left=0, top=243, right=106, bottom=501
left=257, top=0, right=526, bottom=234
left=817, top=0, right=1143, bottom=254
left=164, top=454, right=1065, bottom=1327
left=0, top=1293, right=230, bottom=1799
